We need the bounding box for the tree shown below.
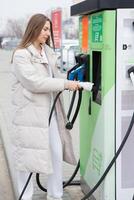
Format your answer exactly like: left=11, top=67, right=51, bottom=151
left=4, top=18, right=24, bottom=38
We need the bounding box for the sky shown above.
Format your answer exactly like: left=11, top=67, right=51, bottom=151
left=0, top=0, right=73, bottom=33
left=1, top=0, right=73, bottom=19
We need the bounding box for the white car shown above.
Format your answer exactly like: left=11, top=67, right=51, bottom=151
left=55, top=44, right=79, bottom=72
left=2, top=38, right=21, bottom=50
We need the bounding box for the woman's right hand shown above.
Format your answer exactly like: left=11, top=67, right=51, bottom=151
left=64, top=80, right=80, bottom=91
left=65, top=80, right=94, bottom=91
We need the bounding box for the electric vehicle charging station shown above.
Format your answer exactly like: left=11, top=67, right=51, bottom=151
left=71, top=1, right=134, bottom=200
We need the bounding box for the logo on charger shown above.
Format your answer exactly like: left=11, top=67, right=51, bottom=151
left=123, top=44, right=132, bottom=50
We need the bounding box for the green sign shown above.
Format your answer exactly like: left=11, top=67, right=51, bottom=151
left=92, top=14, right=103, bottom=43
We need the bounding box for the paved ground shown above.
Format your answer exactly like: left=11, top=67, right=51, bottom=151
left=0, top=49, right=85, bottom=200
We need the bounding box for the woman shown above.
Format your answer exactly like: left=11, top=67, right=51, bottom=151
left=11, top=14, right=93, bottom=200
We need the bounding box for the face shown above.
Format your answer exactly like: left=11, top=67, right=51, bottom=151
left=36, top=20, right=51, bottom=44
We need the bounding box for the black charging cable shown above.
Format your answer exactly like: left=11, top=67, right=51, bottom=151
left=81, top=69, right=134, bottom=199
left=18, top=173, right=33, bottom=200
left=18, top=91, right=134, bottom=200
left=66, top=89, right=82, bottom=130
left=81, top=112, right=134, bottom=200
left=36, top=89, right=82, bottom=192
left=66, top=91, right=77, bottom=127
left=36, top=160, right=80, bottom=192
left=18, top=86, right=134, bottom=200
left=18, top=89, right=82, bottom=199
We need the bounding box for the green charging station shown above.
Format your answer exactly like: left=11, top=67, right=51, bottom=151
left=71, top=1, right=134, bottom=199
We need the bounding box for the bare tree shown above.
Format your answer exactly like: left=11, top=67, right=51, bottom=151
left=4, top=18, right=24, bottom=38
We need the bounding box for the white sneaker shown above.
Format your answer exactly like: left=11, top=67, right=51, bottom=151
left=47, top=195, right=62, bottom=200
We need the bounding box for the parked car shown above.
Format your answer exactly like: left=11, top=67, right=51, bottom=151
left=2, top=38, right=21, bottom=50
left=62, top=45, right=80, bottom=70
left=55, top=40, right=80, bottom=72
left=1, top=37, right=11, bottom=48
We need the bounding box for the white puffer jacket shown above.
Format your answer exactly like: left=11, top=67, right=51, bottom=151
left=11, top=44, right=76, bottom=174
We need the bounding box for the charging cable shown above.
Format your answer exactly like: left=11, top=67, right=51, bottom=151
left=81, top=112, right=134, bottom=200
left=128, top=66, right=134, bottom=85
left=18, top=89, right=82, bottom=199
left=81, top=68, right=134, bottom=199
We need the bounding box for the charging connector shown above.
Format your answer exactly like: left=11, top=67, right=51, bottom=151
left=128, top=66, right=134, bottom=85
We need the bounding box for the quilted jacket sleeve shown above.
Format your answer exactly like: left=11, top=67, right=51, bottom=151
left=13, top=49, right=66, bottom=93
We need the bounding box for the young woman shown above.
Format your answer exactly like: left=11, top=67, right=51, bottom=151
left=11, top=13, right=93, bottom=200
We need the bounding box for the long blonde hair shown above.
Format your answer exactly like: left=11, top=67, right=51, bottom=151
left=12, top=13, right=55, bottom=62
